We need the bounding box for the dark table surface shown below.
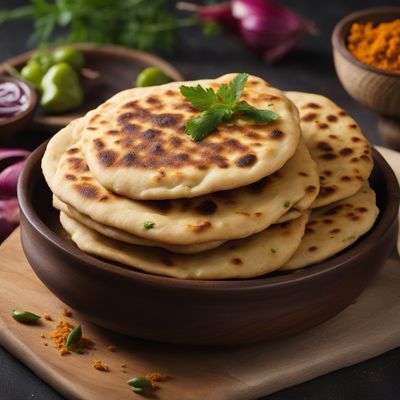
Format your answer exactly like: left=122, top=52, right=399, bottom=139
left=1, top=0, right=399, bottom=399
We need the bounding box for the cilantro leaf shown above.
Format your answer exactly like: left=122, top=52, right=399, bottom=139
left=180, top=73, right=279, bottom=141
left=235, top=101, right=280, bottom=124
left=179, top=85, right=218, bottom=111
left=217, top=73, right=248, bottom=107
left=185, top=105, right=231, bottom=141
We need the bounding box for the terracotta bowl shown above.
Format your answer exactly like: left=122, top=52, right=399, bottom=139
left=332, top=7, right=400, bottom=117
left=18, top=143, right=399, bottom=346
left=0, top=75, right=38, bottom=140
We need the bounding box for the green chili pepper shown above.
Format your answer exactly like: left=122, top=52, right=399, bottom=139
left=20, top=60, right=44, bottom=90
left=11, top=310, right=41, bottom=323
left=127, top=376, right=152, bottom=393
left=66, top=324, right=82, bottom=348
left=40, top=63, right=84, bottom=114
left=136, top=67, right=172, bottom=87
left=53, top=47, right=84, bottom=71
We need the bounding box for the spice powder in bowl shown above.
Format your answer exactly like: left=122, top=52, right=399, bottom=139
left=347, top=18, right=400, bottom=73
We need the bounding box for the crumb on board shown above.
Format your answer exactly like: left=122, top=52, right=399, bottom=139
left=92, top=360, right=109, bottom=371
left=40, top=334, right=46, bottom=339
left=121, top=363, right=127, bottom=368
left=106, top=345, right=116, bottom=352
left=44, top=343, right=48, bottom=346
left=60, top=308, right=72, bottom=317
left=43, top=313, right=52, bottom=321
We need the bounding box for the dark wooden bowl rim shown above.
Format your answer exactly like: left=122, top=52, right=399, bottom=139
left=332, top=7, right=400, bottom=78
left=18, top=142, right=399, bottom=291
left=0, top=75, right=38, bottom=126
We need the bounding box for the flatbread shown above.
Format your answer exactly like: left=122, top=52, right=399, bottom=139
left=60, top=212, right=309, bottom=280
left=282, top=185, right=378, bottom=270
left=79, top=74, right=301, bottom=200
left=42, top=122, right=319, bottom=245
left=285, top=92, right=373, bottom=208
left=53, top=196, right=225, bottom=254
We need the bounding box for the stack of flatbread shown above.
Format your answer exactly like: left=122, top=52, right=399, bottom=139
left=42, top=74, right=378, bottom=280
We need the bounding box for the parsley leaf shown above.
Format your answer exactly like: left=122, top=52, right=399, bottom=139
left=235, top=101, right=280, bottom=124
left=179, top=85, right=218, bottom=111
left=217, top=73, right=249, bottom=107
left=184, top=105, right=232, bottom=142
left=180, top=73, right=280, bottom=141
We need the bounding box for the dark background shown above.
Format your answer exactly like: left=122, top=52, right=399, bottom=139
left=1, top=0, right=399, bottom=399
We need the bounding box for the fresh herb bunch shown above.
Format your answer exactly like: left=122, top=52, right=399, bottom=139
left=0, top=0, right=196, bottom=52
left=180, top=73, right=279, bottom=141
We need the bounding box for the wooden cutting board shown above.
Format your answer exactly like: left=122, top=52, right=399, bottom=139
left=1, top=229, right=400, bottom=400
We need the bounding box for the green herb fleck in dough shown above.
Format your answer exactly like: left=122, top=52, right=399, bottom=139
left=144, top=221, right=156, bottom=230
left=283, top=201, right=291, bottom=208
left=270, top=248, right=277, bottom=254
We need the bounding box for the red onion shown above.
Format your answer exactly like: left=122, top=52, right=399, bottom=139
left=0, top=198, right=19, bottom=241
left=232, top=0, right=309, bottom=62
left=0, top=159, right=26, bottom=198
left=178, top=0, right=310, bottom=63
left=0, top=149, right=30, bottom=241
left=0, top=81, right=29, bottom=119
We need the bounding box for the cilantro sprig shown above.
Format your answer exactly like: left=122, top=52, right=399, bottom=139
left=180, top=73, right=279, bottom=141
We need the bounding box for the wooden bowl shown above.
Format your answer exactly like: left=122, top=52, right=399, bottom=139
left=0, top=75, right=38, bottom=140
left=0, top=44, right=183, bottom=134
left=332, top=7, right=400, bottom=117
left=17, top=144, right=399, bottom=346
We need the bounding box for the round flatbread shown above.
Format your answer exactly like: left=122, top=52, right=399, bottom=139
left=60, top=212, right=309, bottom=280
left=285, top=92, right=373, bottom=208
left=282, top=185, right=378, bottom=270
left=42, top=122, right=318, bottom=245
left=53, top=196, right=225, bottom=254
left=79, top=74, right=301, bottom=200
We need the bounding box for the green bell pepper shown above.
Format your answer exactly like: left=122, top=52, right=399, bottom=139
left=41, top=63, right=84, bottom=114
left=53, top=47, right=84, bottom=71
left=136, top=67, right=172, bottom=87
left=20, top=60, right=44, bottom=90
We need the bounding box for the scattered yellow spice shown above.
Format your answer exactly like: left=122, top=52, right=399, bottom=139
left=50, top=320, right=94, bottom=355
left=347, top=19, right=400, bottom=72
left=92, top=360, right=109, bottom=371
left=50, top=320, right=74, bottom=355
left=145, top=372, right=168, bottom=389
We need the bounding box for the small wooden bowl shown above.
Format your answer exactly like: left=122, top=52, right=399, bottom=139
left=0, top=75, right=38, bottom=140
left=332, top=7, right=400, bottom=117
left=0, top=45, right=183, bottom=134
left=18, top=144, right=399, bottom=346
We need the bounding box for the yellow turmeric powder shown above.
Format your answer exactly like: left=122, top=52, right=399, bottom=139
left=50, top=320, right=93, bottom=355
left=347, top=19, right=400, bottom=72
left=50, top=320, right=74, bottom=355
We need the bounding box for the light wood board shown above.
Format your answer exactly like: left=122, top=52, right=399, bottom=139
left=1, top=230, right=400, bottom=400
